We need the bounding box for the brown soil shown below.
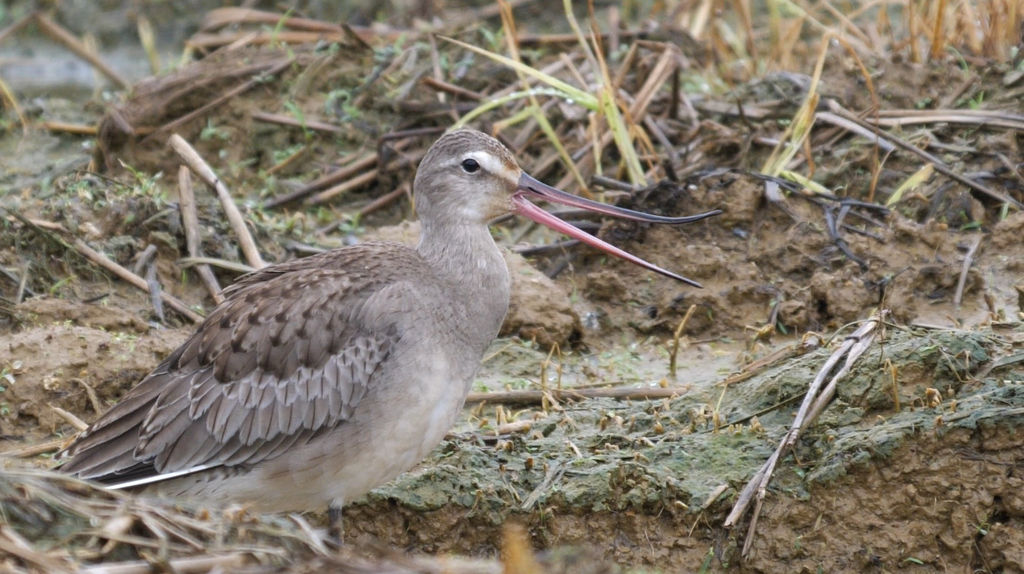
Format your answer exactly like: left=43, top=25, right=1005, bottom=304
left=344, top=425, right=1024, bottom=573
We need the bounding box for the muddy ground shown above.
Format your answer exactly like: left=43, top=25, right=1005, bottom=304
left=1, top=2, right=1022, bottom=573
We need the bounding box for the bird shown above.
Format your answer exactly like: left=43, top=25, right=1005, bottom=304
left=57, top=128, right=719, bottom=531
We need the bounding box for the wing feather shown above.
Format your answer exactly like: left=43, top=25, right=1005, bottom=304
left=57, top=243, right=425, bottom=486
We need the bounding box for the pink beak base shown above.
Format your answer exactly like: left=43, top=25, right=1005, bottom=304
left=513, top=173, right=720, bottom=288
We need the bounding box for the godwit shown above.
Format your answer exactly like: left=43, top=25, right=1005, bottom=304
left=58, top=129, right=718, bottom=529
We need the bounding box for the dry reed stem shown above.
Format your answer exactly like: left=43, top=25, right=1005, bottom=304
left=71, top=238, right=203, bottom=323
left=0, top=526, right=73, bottom=573
left=178, top=257, right=254, bottom=275
left=465, top=386, right=690, bottom=406
left=669, top=304, right=698, bottom=378
left=814, top=112, right=896, bottom=152
left=177, top=166, right=224, bottom=304
left=929, top=0, right=949, bottom=61
left=420, top=77, right=484, bottom=101
left=41, top=121, right=98, bottom=135
left=135, top=15, right=160, bottom=75
left=187, top=29, right=381, bottom=50
left=497, top=0, right=590, bottom=194
left=1, top=437, right=65, bottom=457
left=265, top=151, right=377, bottom=208
left=306, top=152, right=423, bottom=206
left=762, top=32, right=828, bottom=176
left=33, top=13, right=128, bottom=89
left=77, top=553, right=249, bottom=574
left=73, top=378, right=104, bottom=415
left=0, top=75, right=27, bottom=136
left=148, top=57, right=294, bottom=142
left=310, top=176, right=374, bottom=208
left=718, top=338, right=820, bottom=387
left=200, top=7, right=347, bottom=33
left=265, top=144, right=311, bottom=176
left=887, top=358, right=901, bottom=412
left=725, top=314, right=881, bottom=557
left=868, top=110, right=1024, bottom=131
left=49, top=405, right=88, bottom=431
left=953, top=234, right=983, bottom=308
left=169, top=134, right=266, bottom=269
left=250, top=110, right=347, bottom=134
left=0, top=11, right=33, bottom=44
left=825, top=99, right=1023, bottom=208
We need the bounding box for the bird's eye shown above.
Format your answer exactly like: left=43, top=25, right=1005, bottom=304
left=461, top=158, right=481, bottom=174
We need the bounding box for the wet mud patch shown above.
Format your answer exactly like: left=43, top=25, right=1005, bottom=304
left=566, top=172, right=1019, bottom=342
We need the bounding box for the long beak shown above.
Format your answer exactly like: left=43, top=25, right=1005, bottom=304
left=512, top=172, right=720, bottom=288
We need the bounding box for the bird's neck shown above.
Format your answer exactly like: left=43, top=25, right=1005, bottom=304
left=416, top=220, right=512, bottom=346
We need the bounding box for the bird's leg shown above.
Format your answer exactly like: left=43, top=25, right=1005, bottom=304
left=327, top=501, right=344, bottom=546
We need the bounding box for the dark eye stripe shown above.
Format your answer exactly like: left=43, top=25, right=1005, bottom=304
left=461, top=158, right=480, bottom=173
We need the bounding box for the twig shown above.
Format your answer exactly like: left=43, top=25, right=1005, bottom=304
left=725, top=314, right=881, bottom=557
left=420, top=77, right=484, bottom=101
left=799, top=323, right=879, bottom=432
left=147, top=57, right=294, bottom=142
left=264, top=151, right=377, bottom=208
left=814, top=112, right=896, bottom=152
left=953, top=234, right=983, bottom=308
left=187, top=30, right=383, bottom=50
left=823, top=204, right=867, bottom=270
left=0, top=76, right=27, bottom=136
left=177, top=167, right=224, bottom=304
left=178, top=257, right=255, bottom=275
left=307, top=151, right=424, bottom=206
left=520, top=463, right=566, bottom=511
left=785, top=318, right=880, bottom=450
left=357, top=183, right=409, bottom=217
left=250, top=111, right=346, bottom=134
left=77, top=553, right=248, bottom=574
left=264, top=130, right=425, bottom=209
left=825, top=99, right=1023, bottom=208
left=41, top=121, right=99, bottom=135
left=200, top=7, right=347, bottom=33
left=169, top=134, right=266, bottom=269
left=72, top=238, right=203, bottom=323
left=132, top=244, right=157, bottom=276
left=719, top=337, right=822, bottom=387
left=0, top=437, right=65, bottom=457
left=669, top=304, right=698, bottom=378
left=871, top=108, right=1024, bottom=130
left=49, top=404, right=88, bottom=431
left=307, top=170, right=380, bottom=205
left=143, top=257, right=166, bottom=323
left=0, top=12, right=34, bottom=44
left=14, top=266, right=28, bottom=302
left=72, top=377, right=105, bottom=415
left=0, top=527, right=73, bottom=574
left=465, top=386, right=690, bottom=406
left=7, top=208, right=203, bottom=324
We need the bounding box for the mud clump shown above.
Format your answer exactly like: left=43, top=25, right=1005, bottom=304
left=0, top=299, right=188, bottom=444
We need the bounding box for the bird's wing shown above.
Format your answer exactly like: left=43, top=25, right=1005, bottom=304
left=57, top=243, right=427, bottom=485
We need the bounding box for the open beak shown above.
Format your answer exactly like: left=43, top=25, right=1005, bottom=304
left=512, top=172, right=720, bottom=288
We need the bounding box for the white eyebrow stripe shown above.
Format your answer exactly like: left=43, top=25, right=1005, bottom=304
left=465, top=151, right=517, bottom=180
